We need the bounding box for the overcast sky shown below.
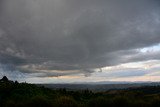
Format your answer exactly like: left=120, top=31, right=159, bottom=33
left=0, top=0, right=160, bottom=83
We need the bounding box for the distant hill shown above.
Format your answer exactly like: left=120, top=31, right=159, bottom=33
left=37, top=82, right=160, bottom=92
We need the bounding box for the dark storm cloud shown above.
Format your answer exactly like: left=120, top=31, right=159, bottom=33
left=0, top=0, right=160, bottom=77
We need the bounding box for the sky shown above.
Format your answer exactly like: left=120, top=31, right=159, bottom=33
left=0, top=0, right=160, bottom=83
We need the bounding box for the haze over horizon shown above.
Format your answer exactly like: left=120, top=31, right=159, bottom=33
left=0, top=0, right=160, bottom=83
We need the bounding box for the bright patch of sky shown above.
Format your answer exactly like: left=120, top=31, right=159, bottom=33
left=23, top=59, right=160, bottom=83
left=140, top=43, right=160, bottom=53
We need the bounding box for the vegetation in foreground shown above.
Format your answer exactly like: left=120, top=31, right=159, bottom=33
left=0, top=76, right=160, bottom=107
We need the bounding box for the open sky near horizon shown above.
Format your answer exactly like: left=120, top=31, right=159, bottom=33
left=0, top=0, right=160, bottom=83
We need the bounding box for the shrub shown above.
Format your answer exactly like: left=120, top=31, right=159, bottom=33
left=88, top=97, right=110, bottom=107
left=54, top=96, right=77, bottom=107
left=150, top=96, right=160, bottom=107
left=111, top=96, right=131, bottom=107
left=27, top=95, right=52, bottom=107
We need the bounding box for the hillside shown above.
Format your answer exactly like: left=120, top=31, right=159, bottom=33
left=37, top=82, right=160, bottom=92
left=0, top=76, right=160, bottom=107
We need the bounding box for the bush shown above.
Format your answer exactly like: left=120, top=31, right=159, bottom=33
left=54, top=96, right=77, bottom=107
left=111, top=96, right=131, bottom=107
left=150, top=96, right=160, bottom=107
left=27, top=95, right=52, bottom=107
left=4, top=100, right=16, bottom=107
left=88, top=97, right=110, bottom=107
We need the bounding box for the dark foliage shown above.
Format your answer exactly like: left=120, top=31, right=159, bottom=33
left=0, top=76, right=9, bottom=82
left=0, top=76, right=160, bottom=107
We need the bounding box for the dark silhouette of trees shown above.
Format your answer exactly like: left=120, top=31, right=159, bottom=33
left=0, top=76, right=9, bottom=82
left=0, top=76, right=160, bottom=107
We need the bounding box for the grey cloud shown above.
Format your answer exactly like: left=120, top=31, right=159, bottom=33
left=0, top=0, right=160, bottom=78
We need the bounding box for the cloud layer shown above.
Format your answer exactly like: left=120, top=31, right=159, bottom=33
left=0, top=0, right=160, bottom=80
